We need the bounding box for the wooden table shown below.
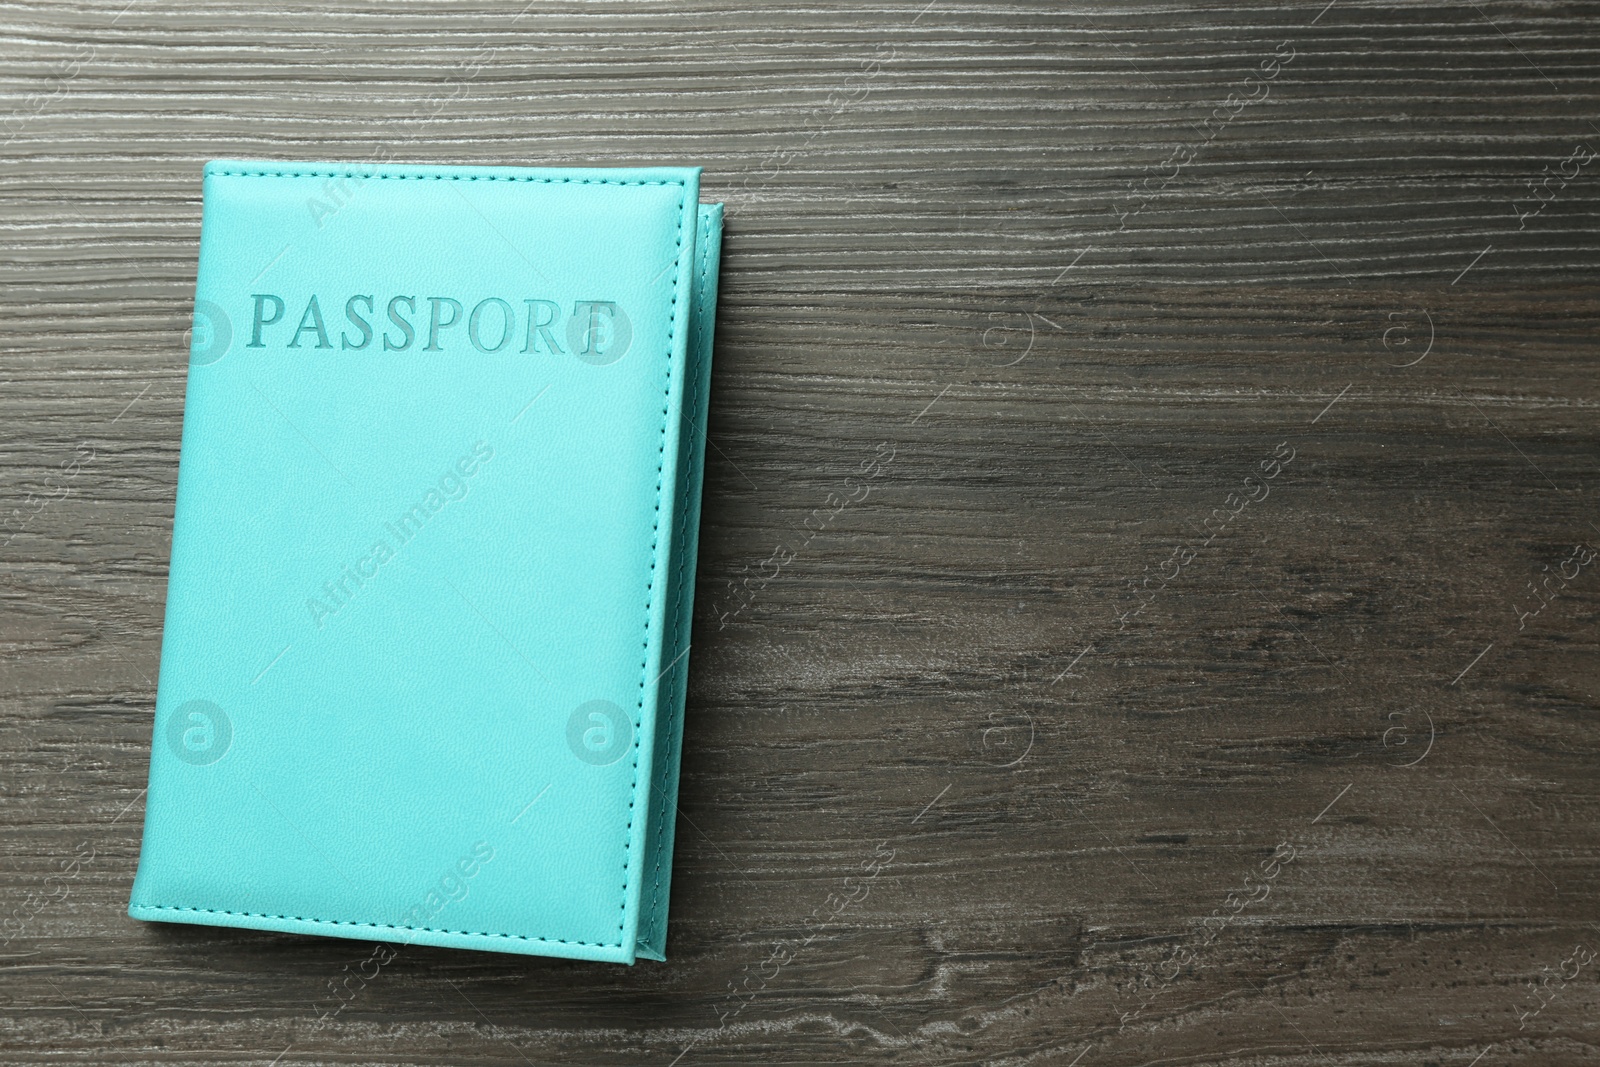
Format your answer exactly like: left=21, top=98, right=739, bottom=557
left=3, top=2, right=1598, bottom=1063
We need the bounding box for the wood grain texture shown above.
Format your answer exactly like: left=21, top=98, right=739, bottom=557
left=3, top=0, right=1599, bottom=1063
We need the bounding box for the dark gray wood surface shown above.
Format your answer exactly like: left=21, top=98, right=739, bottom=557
left=3, top=1, right=1599, bottom=1063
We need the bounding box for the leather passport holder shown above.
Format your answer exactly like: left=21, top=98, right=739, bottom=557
left=128, top=160, right=722, bottom=963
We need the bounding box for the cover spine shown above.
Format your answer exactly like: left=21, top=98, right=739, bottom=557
left=637, top=202, right=723, bottom=961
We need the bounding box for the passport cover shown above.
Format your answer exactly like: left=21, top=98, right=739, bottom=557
left=127, top=160, right=722, bottom=963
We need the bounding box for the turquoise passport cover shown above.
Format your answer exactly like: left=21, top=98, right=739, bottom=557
left=128, top=160, right=722, bottom=963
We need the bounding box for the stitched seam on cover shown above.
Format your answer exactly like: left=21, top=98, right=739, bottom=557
left=146, top=168, right=689, bottom=953
left=128, top=904, right=618, bottom=947
left=623, top=187, right=684, bottom=945
left=208, top=168, right=681, bottom=187
left=641, top=213, right=711, bottom=947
